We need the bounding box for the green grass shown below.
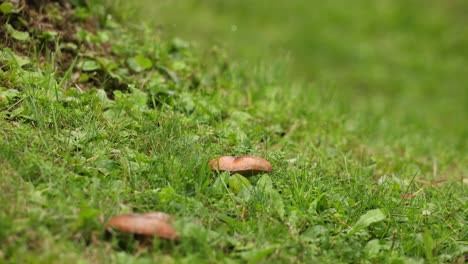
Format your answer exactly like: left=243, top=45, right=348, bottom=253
left=1, top=0, right=467, bottom=263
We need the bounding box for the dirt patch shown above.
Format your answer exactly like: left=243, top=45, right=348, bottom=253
left=1, top=0, right=129, bottom=96
left=6, top=0, right=102, bottom=70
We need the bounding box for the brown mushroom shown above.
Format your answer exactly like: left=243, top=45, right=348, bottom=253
left=106, top=212, right=178, bottom=241
left=209, top=155, right=273, bottom=176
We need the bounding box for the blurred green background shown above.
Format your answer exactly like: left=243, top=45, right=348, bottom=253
left=128, top=0, right=467, bottom=148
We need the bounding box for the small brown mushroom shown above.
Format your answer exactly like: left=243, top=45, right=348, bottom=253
left=106, top=212, right=178, bottom=241
left=209, top=155, right=273, bottom=176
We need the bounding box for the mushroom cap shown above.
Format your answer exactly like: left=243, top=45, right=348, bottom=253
left=209, top=155, right=273, bottom=176
left=106, top=212, right=178, bottom=240
left=142, top=212, right=174, bottom=223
